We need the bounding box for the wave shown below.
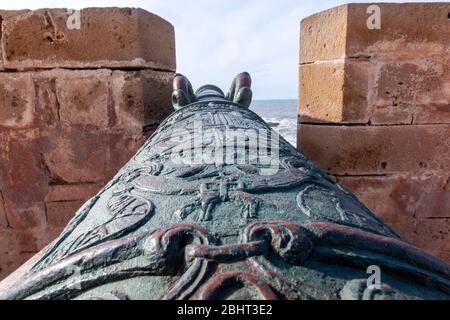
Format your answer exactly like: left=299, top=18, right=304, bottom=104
left=262, top=117, right=297, bottom=147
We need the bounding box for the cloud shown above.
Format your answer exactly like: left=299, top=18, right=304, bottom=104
left=0, top=0, right=446, bottom=98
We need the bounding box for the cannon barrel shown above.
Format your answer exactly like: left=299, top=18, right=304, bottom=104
left=0, top=73, right=449, bottom=300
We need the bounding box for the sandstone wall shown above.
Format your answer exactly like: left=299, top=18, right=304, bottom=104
left=298, top=3, right=450, bottom=262
left=0, top=8, right=176, bottom=279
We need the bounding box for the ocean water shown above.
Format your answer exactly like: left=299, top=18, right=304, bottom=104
left=250, top=99, right=298, bottom=147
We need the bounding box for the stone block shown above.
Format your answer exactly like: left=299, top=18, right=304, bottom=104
left=300, top=3, right=450, bottom=62
left=336, top=173, right=449, bottom=262
left=370, top=59, right=450, bottom=125
left=298, top=2, right=450, bottom=263
left=112, top=70, right=174, bottom=134
left=297, top=124, right=450, bottom=175
left=55, top=70, right=111, bottom=128
left=0, top=224, right=67, bottom=279
left=45, top=184, right=102, bottom=202
left=3, top=203, right=47, bottom=229
left=4, top=131, right=49, bottom=229
left=105, top=133, right=143, bottom=181
left=7, top=131, right=46, bottom=189
left=385, top=218, right=417, bottom=245
left=0, top=191, right=8, bottom=228
left=0, top=73, right=35, bottom=128
left=336, top=174, right=450, bottom=222
left=0, top=7, right=176, bottom=280
left=299, top=3, right=450, bottom=125
left=300, top=54, right=450, bottom=125
left=0, top=252, right=36, bottom=281
left=1, top=8, right=175, bottom=70
left=299, top=61, right=371, bottom=123
left=412, top=218, right=450, bottom=258
left=0, top=228, right=40, bottom=254
left=299, top=4, right=348, bottom=64
left=0, top=10, right=31, bottom=71
left=298, top=63, right=345, bottom=123
left=34, top=76, right=60, bottom=127
left=345, top=3, right=450, bottom=57
left=45, top=200, right=84, bottom=227
left=41, top=130, right=108, bottom=184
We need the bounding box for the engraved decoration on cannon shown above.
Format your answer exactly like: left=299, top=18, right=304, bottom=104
left=0, top=72, right=449, bottom=300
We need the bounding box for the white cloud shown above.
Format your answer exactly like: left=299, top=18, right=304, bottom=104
left=0, top=0, right=446, bottom=99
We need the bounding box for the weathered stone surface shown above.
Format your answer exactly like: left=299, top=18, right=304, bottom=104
left=45, top=200, right=84, bottom=227
left=1, top=8, right=175, bottom=71
left=345, top=3, right=450, bottom=57
left=299, top=61, right=371, bottom=123
left=336, top=174, right=450, bottom=222
left=0, top=229, right=41, bottom=254
left=0, top=10, right=30, bottom=20
left=0, top=191, right=8, bottom=228
left=44, top=183, right=102, bottom=228
left=0, top=252, right=36, bottom=281
left=413, top=219, right=450, bottom=261
left=371, top=216, right=450, bottom=265
left=326, top=159, right=450, bottom=265
left=297, top=124, right=450, bottom=175
left=371, top=58, right=450, bottom=125
left=0, top=7, right=176, bottom=281
left=0, top=73, right=35, bottom=128
left=56, top=70, right=111, bottom=128
left=45, top=184, right=101, bottom=203
left=4, top=204, right=47, bottom=230
left=299, top=4, right=347, bottom=64
left=299, top=3, right=450, bottom=125
left=0, top=226, right=62, bottom=279
left=299, top=51, right=450, bottom=125
left=34, top=77, right=60, bottom=127
left=3, top=132, right=49, bottom=229
left=105, top=133, right=143, bottom=180
left=300, top=3, right=450, bottom=63
left=0, top=10, right=31, bottom=71
left=298, top=3, right=450, bottom=266
left=112, top=70, right=174, bottom=134
left=7, top=131, right=46, bottom=189
left=0, top=133, right=9, bottom=229
left=42, top=130, right=109, bottom=184
left=298, top=63, right=345, bottom=123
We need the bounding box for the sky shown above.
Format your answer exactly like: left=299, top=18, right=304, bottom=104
left=0, top=0, right=446, bottom=99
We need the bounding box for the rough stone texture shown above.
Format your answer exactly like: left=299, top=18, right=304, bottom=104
left=0, top=73, right=35, bottom=128
left=1, top=8, right=176, bottom=71
left=299, top=63, right=345, bottom=123
left=299, top=3, right=450, bottom=124
left=57, top=71, right=111, bottom=128
left=0, top=8, right=175, bottom=280
left=298, top=124, right=450, bottom=175
left=336, top=174, right=450, bottom=260
left=0, top=10, right=31, bottom=71
left=300, top=4, right=348, bottom=64
left=112, top=70, right=174, bottom=135
left=298, top=3, right=450, bottom=262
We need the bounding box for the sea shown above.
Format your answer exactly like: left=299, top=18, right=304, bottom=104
left=250, top=99, right=297, bottom=147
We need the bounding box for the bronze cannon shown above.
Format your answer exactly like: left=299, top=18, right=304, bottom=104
left=0, top=73, right=448, bottom=300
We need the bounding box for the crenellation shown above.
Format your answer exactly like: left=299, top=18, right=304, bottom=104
left=1, top=8, right=176, bottom=71
left=0, top=7, right=175, bottom=280
left=298, top=2, right=450, bottom=263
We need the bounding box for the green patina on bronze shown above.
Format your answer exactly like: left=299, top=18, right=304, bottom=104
left=0, top=73, right=449, bottom=300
